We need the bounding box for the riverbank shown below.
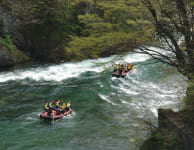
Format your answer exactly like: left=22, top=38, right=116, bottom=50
left=140, top=79, right=194, bottom=150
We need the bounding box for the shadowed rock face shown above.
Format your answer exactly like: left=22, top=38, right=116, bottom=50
left=141, top=109, right=194, bottom=150
left=0, top=45, right=14, bottom=68
left=0, top=7, right=30, bottom=69
left=0, top=7, right=25, bottom=49
left=158, top=109, right=194, bottom=150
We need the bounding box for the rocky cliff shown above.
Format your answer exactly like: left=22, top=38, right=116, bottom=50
left=141, top=108, right=194, bottom=150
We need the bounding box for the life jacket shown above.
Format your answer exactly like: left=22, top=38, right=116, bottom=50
left=67, top=102, right=71, bottom=108
left=61, top=103, right=66, bottom=110
left=45, top=104, right=49, bottom=110
left=49, top=102, right=54, bottom=108
left=128, top=64, right=132, bottom=69
left=56, top=101, right=61, bottom=107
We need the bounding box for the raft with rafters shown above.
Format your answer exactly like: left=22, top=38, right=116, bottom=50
left=40, top=108, right=72, bottom=120
left=112, top=68, right=134, bottom=77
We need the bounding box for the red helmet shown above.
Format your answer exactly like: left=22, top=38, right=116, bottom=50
left=45, top=102, right=48, bottom=105
left=51, top=100, right=54, bottom=103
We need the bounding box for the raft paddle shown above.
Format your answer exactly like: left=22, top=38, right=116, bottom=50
left=52, top=112, right=54, bottom=124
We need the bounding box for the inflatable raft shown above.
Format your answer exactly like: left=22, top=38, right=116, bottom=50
left=40, top=108, right=72, bottom=121
left=112, top=68, right=134, bottom=77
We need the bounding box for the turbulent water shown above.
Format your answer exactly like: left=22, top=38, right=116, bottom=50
left=0, top=48, right=187, bottom=150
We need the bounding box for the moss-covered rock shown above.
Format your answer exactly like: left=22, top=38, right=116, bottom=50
left=0, top=44, right=14, bottom=68
left=0, top=42, right=29, bottom=69
left=10, top=47, right=30, bottom=64
left=140, top=128, right=184, bottom=150
left=141, top=104, right=194, bottom=150
left=0, top=34, right=30, bottom=69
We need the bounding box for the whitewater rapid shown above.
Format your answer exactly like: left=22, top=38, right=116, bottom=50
left=0, top=47, right=186, bottom=117
left=0, top=49, right=151, bottom=83
left=0, top=47, right=187, bottom=150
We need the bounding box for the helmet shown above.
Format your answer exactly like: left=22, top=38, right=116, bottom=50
left=51, top=100, right=54, bottom=103
left=45, top=102, right=48, bottom=105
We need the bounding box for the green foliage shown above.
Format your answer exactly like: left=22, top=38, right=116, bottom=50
left=184, top=76, right=194, bottom=105
left=63, top=0, right=155, bottom=61
left=88, top=23, right=116, bottom=35
left=190, top=2, right=194, bottom=6
left=65, top=32, right=138, bottom=60
left=78, top=13, right=103, bottom=24
left=0, top=35, right=16, bottom=51
left=0, top=0, right=155, bottom=62
left=10, top=48, right=30, bottom=63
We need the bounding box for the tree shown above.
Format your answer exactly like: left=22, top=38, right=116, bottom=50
left=138, top=0, right=194, bottom=79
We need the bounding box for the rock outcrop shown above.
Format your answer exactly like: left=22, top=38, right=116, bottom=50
left=141, top=109, right=194, bottom=150
left=0, top=7, right=25, bottom=48
left=0, top=43, right=30, bottom=69
left=158, top=109, right=194, bottom=150
left=0, top=44, right=14, bottom=68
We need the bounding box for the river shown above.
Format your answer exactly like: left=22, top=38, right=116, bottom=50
left=0, top=48, right=186, bottom=150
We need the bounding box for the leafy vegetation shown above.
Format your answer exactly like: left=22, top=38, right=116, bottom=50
left=0, top=34, right=16, bottom=51
left=65, top=32, right=139, bottom=60
left=0, top=0, right=155, bottom=62
left=0, top=34, right=29, bottom=64
left=64, top=0, right=155, bottom=60
left=138, top=1, right=194, bottom=149
left=140, top=0, right=194, bottom=79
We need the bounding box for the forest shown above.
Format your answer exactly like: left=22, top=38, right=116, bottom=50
left=0, top=0, right=155, bottom=64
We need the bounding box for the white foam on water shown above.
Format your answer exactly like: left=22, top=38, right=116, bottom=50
left=124, top=52, right=151, bottom=63
left=0, top=56, right=114, bottom=83
left=98, top=94, right=117, bottom=106
left=119, top=84, right=139, bottom=96
left=123, top=46, right=169, bottom=63
left=0, top=47, right=154, bottom=83
left=0, top=46, right=186, bottom=119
